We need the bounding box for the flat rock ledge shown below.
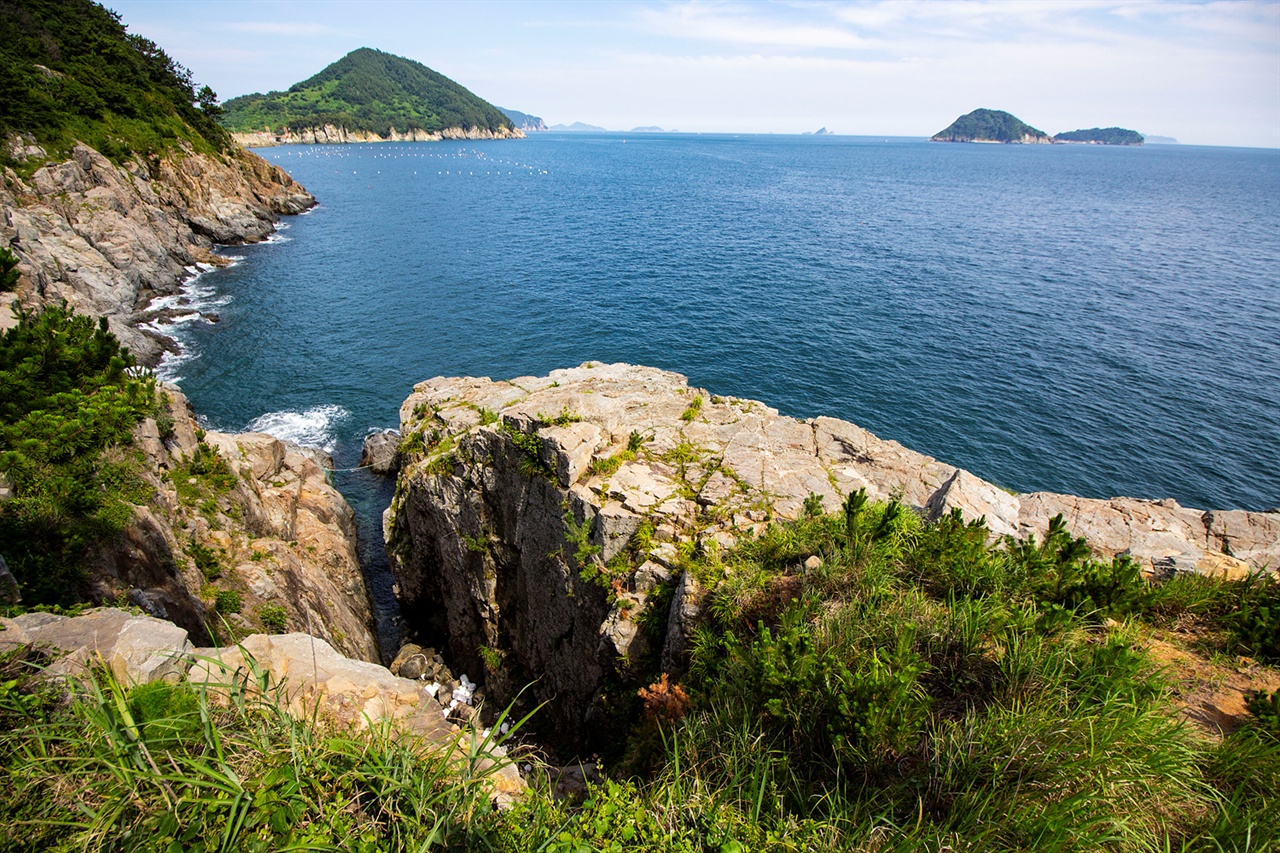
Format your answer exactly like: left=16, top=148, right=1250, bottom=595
left=386, top=362, right=1279, bottom=750
left=0, top=608, right=523, bottom=805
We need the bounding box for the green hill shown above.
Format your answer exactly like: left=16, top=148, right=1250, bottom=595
left=1054, top=127, right=1144, bottom=145
left=221, top=48, right=514, bottom=138
left=0, top=0, right=229, bottom=166
left=931, top=109, right=1050, bottom=143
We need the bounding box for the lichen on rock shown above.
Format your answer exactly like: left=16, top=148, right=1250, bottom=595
left=386, top=362, right=1280, bottom=753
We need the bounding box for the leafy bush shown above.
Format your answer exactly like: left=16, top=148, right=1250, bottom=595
left=0, top=247, right=19, bottom=292
left=1225, top=574, right=1280, bottom=663
left=213, top=589, right=241, bottom=614
left=0, top=303, right=155, bottom=605
left=258, top=604, right=288, bottom=633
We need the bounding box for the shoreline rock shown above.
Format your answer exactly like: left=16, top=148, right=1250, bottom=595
left=87, top=385, right=380, bottom=659
left=1, top=141, right=315, bottom=364
left=385, top=362, right=1279, bottom=752
left=0, top=608, right=524, bottom=805
left=232, top=124, right=525, bottom=148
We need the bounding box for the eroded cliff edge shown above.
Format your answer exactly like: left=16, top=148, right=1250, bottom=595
left=386, top=362, right=1279, bottom=751
left=1, top=139, right=313, bottom=362
left=1, top=140, right=379, bottom=660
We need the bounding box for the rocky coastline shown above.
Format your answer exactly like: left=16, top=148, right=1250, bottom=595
left=385, top=362, right=1280, bottom=751
left=232, top=124, right=525, bottom=148
left=2, top=139, right=380, bottom=660
left=1, top=138, right=314, bottom=363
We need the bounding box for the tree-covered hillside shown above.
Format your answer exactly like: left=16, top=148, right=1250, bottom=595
left=0, top=0, right=228, bottom=165
left=1054, top=127, right=1145, bottom=145
left=221, top=48, right=513, bottom=138
left=931, top=109, right=1049, bottom=143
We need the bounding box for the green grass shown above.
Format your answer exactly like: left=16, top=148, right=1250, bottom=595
left=2, top=502, right=1276, bottom=850
left=0, top=649, right=526, bottom=851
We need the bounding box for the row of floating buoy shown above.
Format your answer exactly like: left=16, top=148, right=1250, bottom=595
left=268, top=146, right=549, bottom=176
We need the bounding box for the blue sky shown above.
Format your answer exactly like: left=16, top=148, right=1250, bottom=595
left=108, top=0, right=1280, bottom=147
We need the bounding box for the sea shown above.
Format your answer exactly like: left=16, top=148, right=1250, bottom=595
left=153, top=133, right=1280, bottom=639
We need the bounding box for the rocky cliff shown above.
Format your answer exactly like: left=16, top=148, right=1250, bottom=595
left=232, top=125, right=524, bottom=148
left=0, top=139, right=313, bottom=363
left=1, top=139, right=380, bottom=660
left=386, top=363, right=1279, bottom=751
left=90, top=385, right=378, bottom=660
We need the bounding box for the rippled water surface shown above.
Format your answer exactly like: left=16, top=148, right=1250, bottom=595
left=165, top=134, right=1280, bottom=554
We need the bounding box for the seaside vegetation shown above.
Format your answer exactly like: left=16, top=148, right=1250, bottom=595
left=2, top=492, right=1276, bottom=850
left=1053, top=127, right=1146, bottom=145
left=0, top=302, right=156, bottom=607
left=219, top=48, right=514, bottom=138
left=0, top=0, right=229, bottom=169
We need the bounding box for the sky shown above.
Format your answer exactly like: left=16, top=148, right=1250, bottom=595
left=107, top=0, right=1280, bottom=148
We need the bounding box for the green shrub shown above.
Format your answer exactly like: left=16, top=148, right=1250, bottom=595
left=258, top=604, right=288, bottom=633
left=214, top=589, right=241, bottom=614
left=0, top=247, right=19, bottom=292
left=187, top=539, right=221, bottom=580
left=0, top=303, right=155, bottom=605
left=1245, top=689, right=1280, bottom=735
left=1225, top=574, right=1280, bottom=662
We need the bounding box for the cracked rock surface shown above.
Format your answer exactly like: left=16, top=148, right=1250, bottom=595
left=387, top=362, right=1278, bottom=751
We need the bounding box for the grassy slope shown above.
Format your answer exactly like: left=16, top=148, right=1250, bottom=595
left=0, top=0, right=228, bottom=168
left=220, top=47, right=513, bottom=137
left=3, top=497, right=1277, bottom=851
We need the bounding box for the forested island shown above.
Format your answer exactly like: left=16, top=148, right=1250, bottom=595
left=933, top=110, right=1146, bottom=146
left=931, top=108, right=1051, bottom=143
left=220, top=47, right=518, bottom=143
left=1054, top=127, right=1145, bottom=145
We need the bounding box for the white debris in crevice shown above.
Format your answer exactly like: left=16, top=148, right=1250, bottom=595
left=440, top=673, right=477, bottom=719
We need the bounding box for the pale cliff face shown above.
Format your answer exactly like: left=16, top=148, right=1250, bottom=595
left=89, top=386, right=379, bottom=661
left=231, top=124, right=525, bottom=148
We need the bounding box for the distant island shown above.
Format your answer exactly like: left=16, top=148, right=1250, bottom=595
left=221, top=48, right=518, bottom=144
left=933, top=110, right=1153, bottom=146
left=805, top=127, right=833, bottom=136
left=548, top=121, right=609, bottom=132
left=1145, top=135, right=1179, bottom=145
left=931, top=109, right=1050, bottom=144
left=1053, top=127, right=1144, bottom=145
left=630, top=126, right=665, bottom=133
left=499, top=107, right=546, bottom=132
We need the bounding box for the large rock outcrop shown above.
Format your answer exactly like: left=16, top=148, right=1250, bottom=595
left=0, top=141, right=314, bottom=362
left=87, top=386, right=379, bottom=660
left=386, top=363, right=1279, bottom=750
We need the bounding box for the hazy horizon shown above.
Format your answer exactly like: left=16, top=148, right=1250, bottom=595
left=108, top=0, right=1280, bottom=149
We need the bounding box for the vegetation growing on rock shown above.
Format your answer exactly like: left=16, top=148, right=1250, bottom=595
left=0, top=303, right=155, bottom=605
left=2, top=501, right=1277, bottom=850
left=220, top=48, right=514, bottom=139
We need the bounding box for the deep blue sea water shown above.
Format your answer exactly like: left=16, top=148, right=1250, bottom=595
left=158, top=134, right=1280, bottom=622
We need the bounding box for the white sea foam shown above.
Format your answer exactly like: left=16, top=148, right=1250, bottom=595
left=245, top=405, right=350, bottom=452
left=146, top=261, right=237, bottom=383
